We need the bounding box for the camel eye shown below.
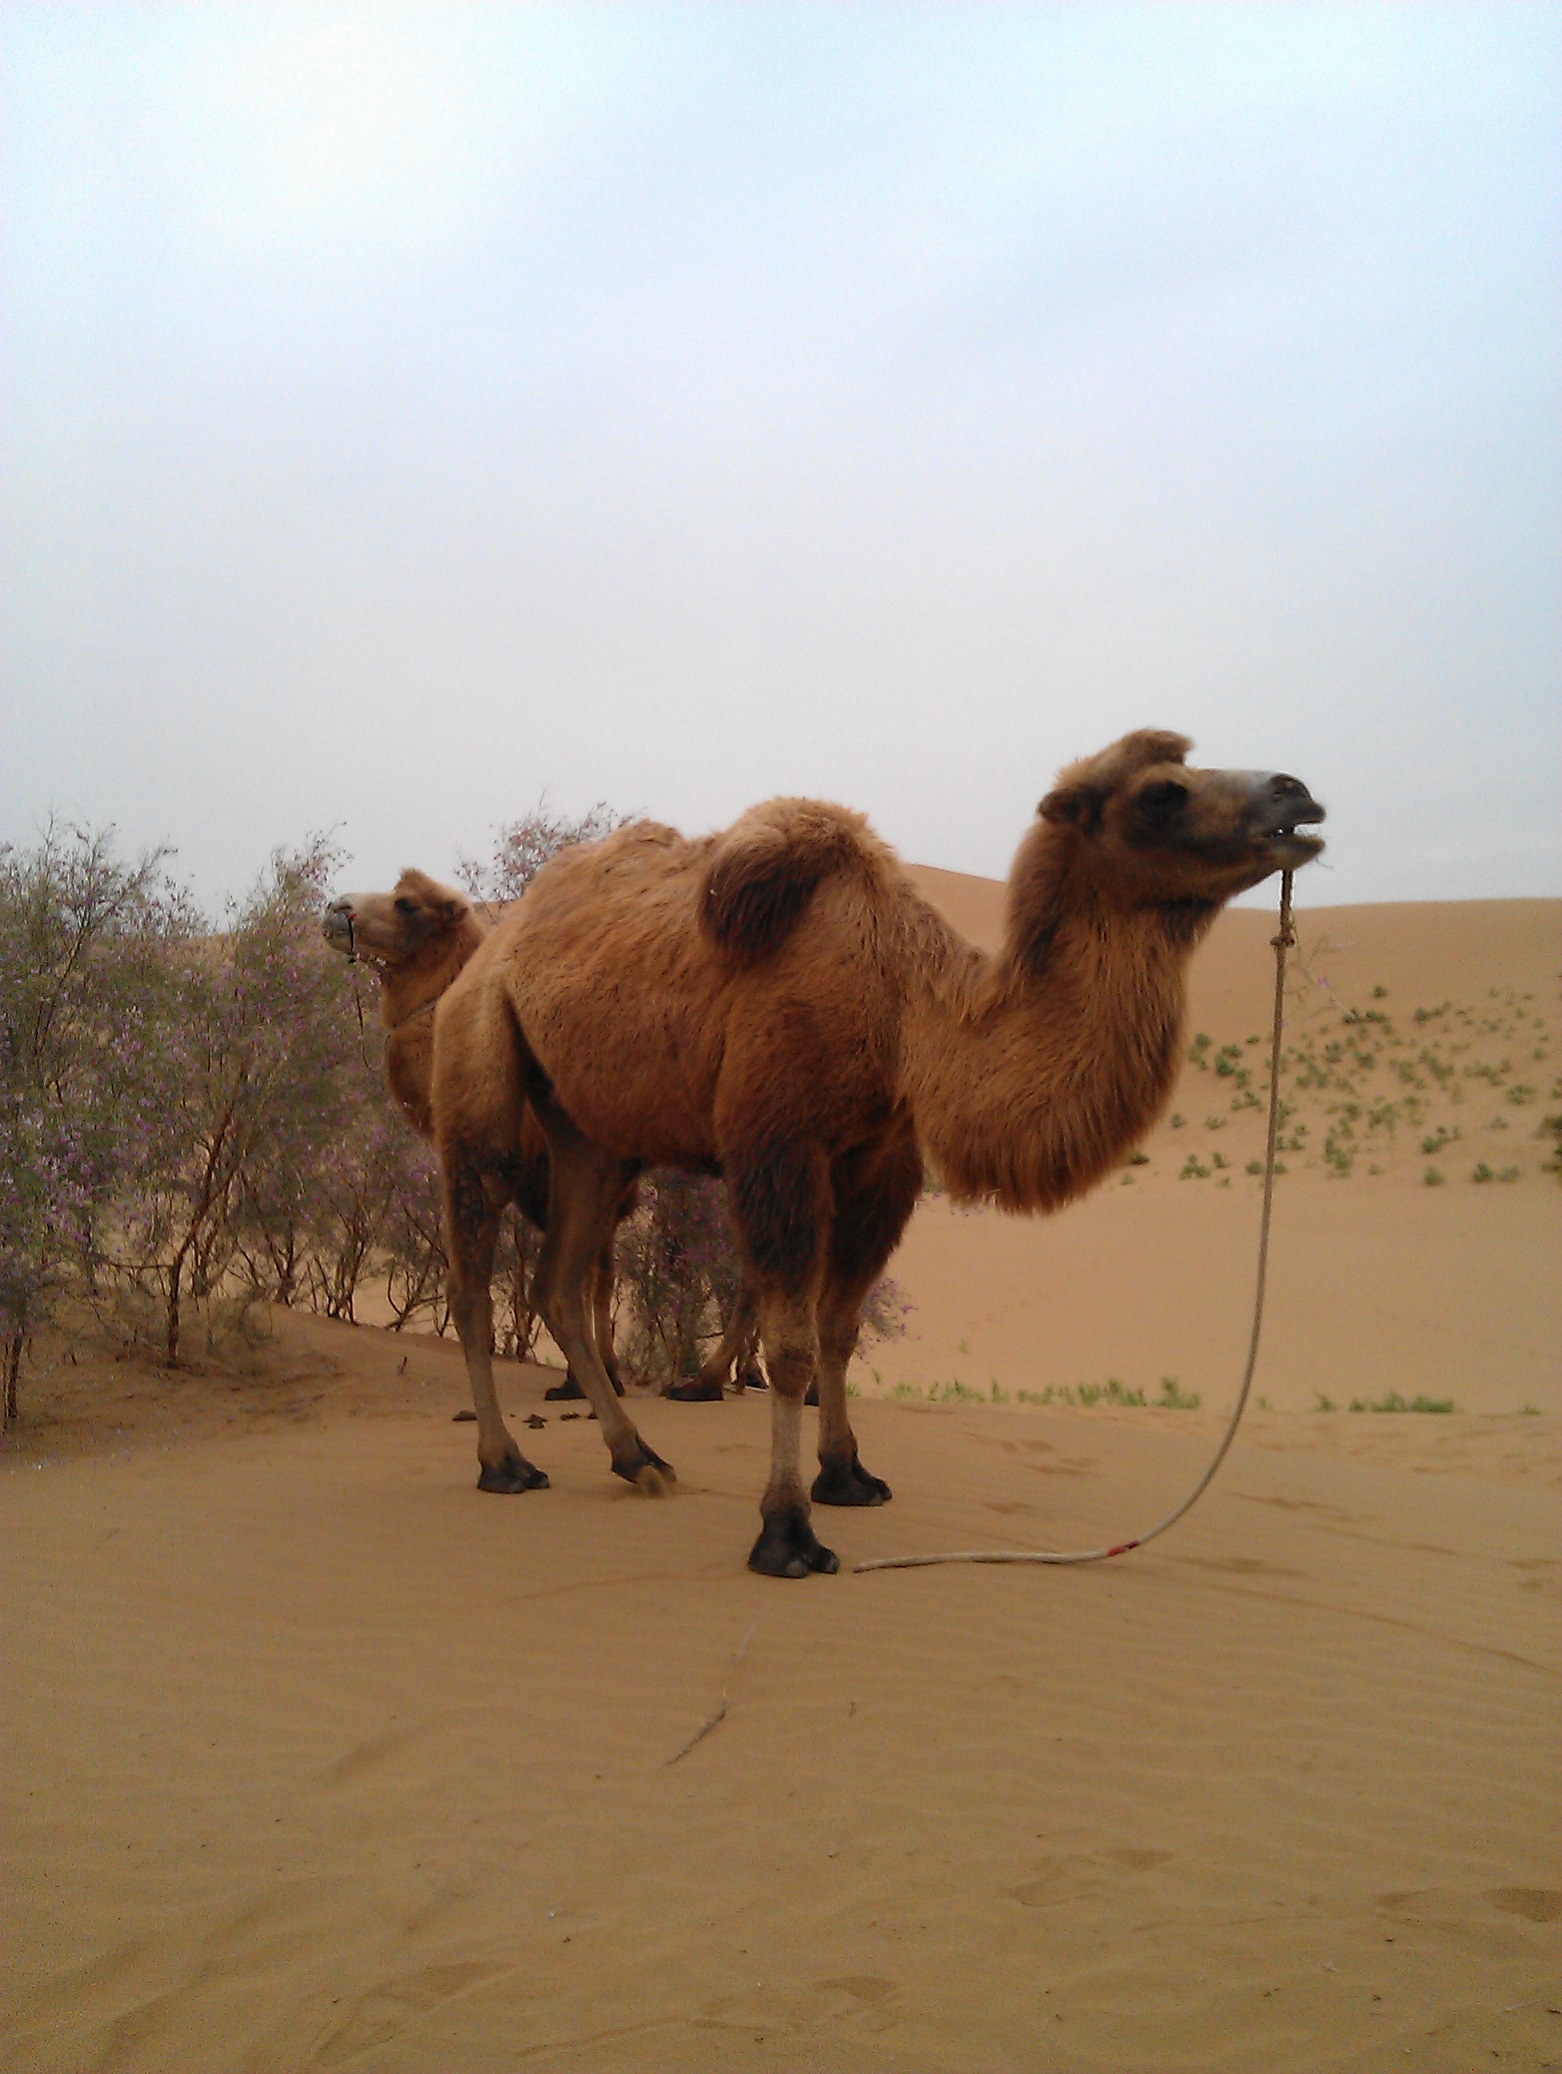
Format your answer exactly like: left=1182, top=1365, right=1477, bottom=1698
left=1139, top=780, right=1188, bottom=821
left=394, top=897, right=418, bottom=918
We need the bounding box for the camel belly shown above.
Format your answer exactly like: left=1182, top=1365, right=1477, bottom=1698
left=512, top=953, right=725, bottom=1168
left=545, top=1035, right=717, bottom=1168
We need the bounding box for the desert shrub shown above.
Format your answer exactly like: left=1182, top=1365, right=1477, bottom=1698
left=615, top=1171, right=743, bottom=1386
left=0, top=821, right=192, bottom=1421
left=108, top=837, right=355, bottom=1365
left=377, top=1138, right=451, bottom=1333
left=456, top=799, right=626, bottom=909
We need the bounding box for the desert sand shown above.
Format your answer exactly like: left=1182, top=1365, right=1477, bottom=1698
left=3, top=887, right=1558, bottom=2072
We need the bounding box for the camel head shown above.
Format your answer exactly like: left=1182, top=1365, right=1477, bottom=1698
left=1037, top=730, right=1325, bottom=907
left=321, top=868, right=475, bottom=970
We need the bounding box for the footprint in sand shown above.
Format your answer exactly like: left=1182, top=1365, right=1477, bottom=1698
left=314, top=1724, right=420, bottom=1790
left=817, top=1975, right=897, bottom=2007
left=315, top=1961, right=508, bottom=2066
left=1485, top=1888, right=1562, bottom=1923
left=1173, top=1555, right=1304, bottom=1578
left=1012, top=1850, right=1171, bottom=1907
left=1234, top=1493, right=1361, bottom=1522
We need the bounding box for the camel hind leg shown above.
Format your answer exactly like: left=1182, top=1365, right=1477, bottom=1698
left=593, top=1238, right=628, bottom=1395
left=668, top=1279, right=758, bottom=1402
left=542, top=1239, right=626, bottom=1401
left=445, top=1164, right=549, bottom=1494
left=529, top=1099, right=674, bottom=1494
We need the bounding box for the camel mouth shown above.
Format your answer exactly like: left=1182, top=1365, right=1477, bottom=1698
left=1250, top=782, right=1325, bottom=867
left=321, top=908, right=355, bottom=956
left=1261, top=830, right=1325, bottom=870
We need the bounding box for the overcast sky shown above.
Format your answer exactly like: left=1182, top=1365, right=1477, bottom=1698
left=3, top=3, right=1557, bottom=913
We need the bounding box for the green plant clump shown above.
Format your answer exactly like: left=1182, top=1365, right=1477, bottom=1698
left=1157, top=1376, right=1200, bottom=1409
left=1348, top=1390, right=1457, bottom=1414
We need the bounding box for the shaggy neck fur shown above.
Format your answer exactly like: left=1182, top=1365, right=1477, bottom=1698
left=899, top=817, right=1219, bottom=1213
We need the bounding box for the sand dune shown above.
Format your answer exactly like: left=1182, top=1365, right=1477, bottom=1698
left=3, top=890, right=1558, bottom=2071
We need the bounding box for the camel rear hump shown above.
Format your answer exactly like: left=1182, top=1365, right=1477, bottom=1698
left=701, top=797, right=892, bottom=960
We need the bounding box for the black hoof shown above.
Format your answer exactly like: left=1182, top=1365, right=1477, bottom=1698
left=666, top=1378, right=724, bottom=1402
left=811, top=1455, right=892, bottom=1507
left=477, top=1453, right=549, bottom=1494
left=747, top=1507, right=839, bottom=1578
left=611, top=1443, right=676, bottom=1494
left=544, top=1373, right=587, bottom=1402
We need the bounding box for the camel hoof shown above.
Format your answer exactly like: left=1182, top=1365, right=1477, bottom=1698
left=811, top=1457, right=892, bottom=1507
left=477, top=1454, right=549, bottom=1494
left=544, top=1373, right=587, bottom=1402
left=747, top=1508, right=839, bottom=1578
left=612, top=1444, right=677, bottom=1495
left=666, top=1378, right=724, bottom=1403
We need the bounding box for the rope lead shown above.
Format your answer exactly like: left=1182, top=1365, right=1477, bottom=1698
left=854, top=868, right=1296, bottom=1574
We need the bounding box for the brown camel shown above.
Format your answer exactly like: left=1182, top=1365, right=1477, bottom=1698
left=320, top=871, right=757, bottom=1474
left=431, top=731, right=1324, bottom=1570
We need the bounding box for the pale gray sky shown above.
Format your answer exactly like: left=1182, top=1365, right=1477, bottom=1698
left=4, top=3, right=1558, bottom=911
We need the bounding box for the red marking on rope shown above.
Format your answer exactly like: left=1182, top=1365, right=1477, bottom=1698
left=1104, top=1541, right=1138, bottom=1558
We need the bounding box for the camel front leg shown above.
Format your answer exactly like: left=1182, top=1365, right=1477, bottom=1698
left=749, top=1287, right=836, bottom=1576
left=445, top=1169, right=548, bottom=1494
left=810, top=1135, right=918, bottom=1506
left=810, top=1269, right=892, bottom=1507
left=531, top=1118, right=674, bottom=1494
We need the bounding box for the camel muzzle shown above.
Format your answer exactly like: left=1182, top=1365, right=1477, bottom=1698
left=1250, top=774, right=1325, bottom=862
left=321, top=903, right=357, bottom=959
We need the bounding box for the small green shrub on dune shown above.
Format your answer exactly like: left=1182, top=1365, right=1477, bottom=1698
left=1157, top=1376, right=1200, bottom=1409
left=1348, top=1390, right=1457, bottom=1414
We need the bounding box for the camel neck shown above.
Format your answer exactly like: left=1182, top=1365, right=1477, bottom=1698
left=381, top=992, right=437, bottom=1035
left=377, top=915, right=487, bottom=1031
left=899, top=843, right=1211, bottom=1213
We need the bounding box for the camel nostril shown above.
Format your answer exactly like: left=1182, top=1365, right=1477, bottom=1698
left=1269, top=773, right=1306, bottom=800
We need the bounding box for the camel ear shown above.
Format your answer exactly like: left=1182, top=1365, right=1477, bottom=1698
left=1038, top=782, right=1102, bottom=830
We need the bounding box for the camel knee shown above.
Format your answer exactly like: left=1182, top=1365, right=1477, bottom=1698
left=819, top=1317, right=859, bottom=1369
left=762, top=1331, right=818, bottom=1404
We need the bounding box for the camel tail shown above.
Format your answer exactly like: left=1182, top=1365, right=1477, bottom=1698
left=701, top=799, right=879, bottom=959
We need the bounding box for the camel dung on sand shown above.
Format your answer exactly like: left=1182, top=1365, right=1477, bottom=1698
left=432, top=731, right=1325, bottom=1572
left=319, top=871, right=757, bottom=1471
